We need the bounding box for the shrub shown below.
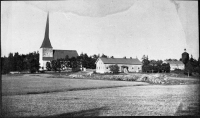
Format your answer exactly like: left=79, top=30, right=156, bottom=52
left=72, top=67, right=80, bottom=72
left=184, top=61, right=193, bottom=76
left=46, top=62, right=52, bottom=71
left=30, top=68, right=37, bottom=73
left=93, top=71, right=97, bottom=74
left=109, top=64, right=119, bottom=74
left=172, top=69, right=184, bottom=74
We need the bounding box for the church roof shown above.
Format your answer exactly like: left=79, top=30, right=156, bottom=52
left=53, top=50, right=78, bottom=60
left=97, top=57, right=142, bottom=65
left=40, top=13, right=53, bottom=48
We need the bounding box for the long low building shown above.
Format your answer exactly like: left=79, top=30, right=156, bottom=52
left=95, top=57, right=142, bottom=73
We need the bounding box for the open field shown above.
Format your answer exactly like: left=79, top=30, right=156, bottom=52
left=2, top=74, right=148, bottom=96
left=2, top=74, right=200, bottom=117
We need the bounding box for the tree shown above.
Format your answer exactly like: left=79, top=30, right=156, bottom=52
left=101, top=54, right=108, bottom=58
left=142, top=55, right=150, bottom=72
left=184, top=61, right=193, bottom=77
left=142, top=55, right=150, bottom=66
left=27, top=52, right=40, bottom=73
left=189, top=55, right=198, bottom=68
left=51, top=60, right=61, bottom=72
left=1, top=56, right=10, bottom=74
left=22, top=54, right=29, bottom=71
left=8, top=53, right=14, bottom=71
left=161, top=63, right=170, bottom=73
left=109, top=64, right=119, bottom=74
left=57, top=59, right=62, bottom=72
left=92, top=54, right=99, bottom=60
left=14, top=52, right=23, bottom=72
left=46, top=62, right=52, bottom=71
left=64, top=55, right=70, bottom=70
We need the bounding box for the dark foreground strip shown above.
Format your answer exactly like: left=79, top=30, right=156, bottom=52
left=3, top=106, right=109, bottom=118
left=2, top=84, right=148, bottom=96
left=174, top=102, right=200, bottom=116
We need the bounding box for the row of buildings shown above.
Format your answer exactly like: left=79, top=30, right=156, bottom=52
left=39, top=13, right=184, bottom=73
left=95, top=58, right=184, bottom=73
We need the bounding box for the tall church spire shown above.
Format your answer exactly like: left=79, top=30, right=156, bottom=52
left=40, top=12, right=53, bottom=48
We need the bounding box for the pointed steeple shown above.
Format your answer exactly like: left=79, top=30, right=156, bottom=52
left=40, top=12, right=53, bottom=48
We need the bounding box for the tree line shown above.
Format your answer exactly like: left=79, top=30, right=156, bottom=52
left=1, top=52, right=109, bottom=74
left=141, top=54, right=200, bottom=75
left=1, top=51, right=199, bottom=75
left=1, top=52, right=40, bottom=74
left=46, top=53, right=99, bottom=72
left=141, top=55, right=170, bottom=73
left=183, top=55, right=200, bottom=76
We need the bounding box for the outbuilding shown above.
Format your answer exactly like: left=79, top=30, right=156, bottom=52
left=163, top=60, right=184, bottom=70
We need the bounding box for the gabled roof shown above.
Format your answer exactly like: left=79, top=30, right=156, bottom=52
left=53, top=50, right=78, bottom=60
left=97, top=57, right=142, bottom=65
left=40, top=13, right=53, bottom=48
left=164, top=61, right=184, bottom=65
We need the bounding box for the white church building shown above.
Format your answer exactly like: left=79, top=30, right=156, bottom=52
left=39, top=13, right=78, bottom=70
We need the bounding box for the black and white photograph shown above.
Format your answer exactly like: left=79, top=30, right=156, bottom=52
left=1, top=0, right=199, bottom=117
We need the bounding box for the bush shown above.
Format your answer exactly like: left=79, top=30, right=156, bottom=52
left=184, top=61, right=193, bottom=76
left=72, top=67, right=80, bottom=72
left=109, top=64, right=119, bottom=74
left=93, top=71, right=97, bottom=74
left=30, top=68, right=37, bottom=73
left=46, top=62, right=52, bottom=71
left=193, top=66, right=200, bottom=74
left=172, top=69, right=184, bottom=74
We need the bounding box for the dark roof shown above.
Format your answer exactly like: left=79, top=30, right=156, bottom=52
left=165, top=61, right=184, bottom=65
left=98, top=57, right=142, bottom=65
left=43, top=57, right=53, bottom=60
left=40, top=13, right=53, bottom=48
left=53, top=50, right=78, bottom=60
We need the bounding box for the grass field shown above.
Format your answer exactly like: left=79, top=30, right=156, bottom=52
left=2, top=74, right=199, bottom=117
left=2, top=74, right=148, bottom=96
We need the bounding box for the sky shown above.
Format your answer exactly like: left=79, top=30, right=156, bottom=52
left=1, top=0, right=199, bottom=61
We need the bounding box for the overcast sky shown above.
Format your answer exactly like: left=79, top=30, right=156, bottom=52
left=1, top=0, right=198, bottom=60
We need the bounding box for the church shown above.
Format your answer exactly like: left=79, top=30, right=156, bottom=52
left=39, top=13, right=78, bottom=70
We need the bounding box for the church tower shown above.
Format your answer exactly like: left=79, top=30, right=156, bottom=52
left=39, top=12, right=53, bottom=70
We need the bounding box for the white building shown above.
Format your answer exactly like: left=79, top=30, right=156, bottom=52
left=163, top=60, right=184, bottom=70
left=95, top=57, right=142, bottom=73
left=39, top=13, right=78, bottom=70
